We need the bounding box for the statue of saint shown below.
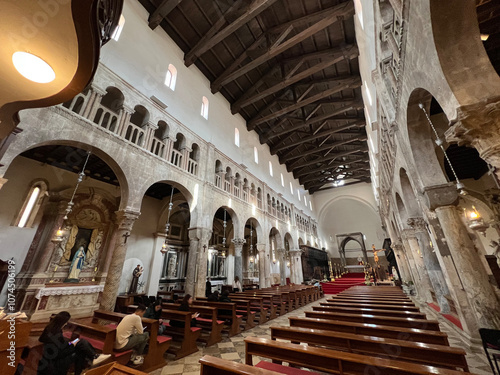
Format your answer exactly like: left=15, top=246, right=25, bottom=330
left=67, top=245, right=86, bottom=281
left=128, top=264, right=143, bottom=294
left=167, top=253, right=177, bottom=278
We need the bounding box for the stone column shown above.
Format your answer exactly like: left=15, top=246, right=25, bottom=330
left=257, top=244, right=266, bottom=288
left=100, top=210, right=140, bottom=311
left=180, top=147, right=192, bottom=171
left=232, top=238, right=245, bottom=284
left=144, top=121, right=158, bottom=150
left=118, top=106, right=134, bottom=138
left=276, top=248, right=286, bottom=285
left=264, top=246, right=272, bottom=287
left=85, top=87, right=106, bottom=120
left=424, top=183, right=500, bottom=331
left=185, top=227, right=211, bottom=298
left=446, top=98, right=500, bottom=181
left=401, top=230, right=433, bottom=303
left=407, top=217, right=451, bottom=312
left=391, top=241, right=412, bottom=283
left=435, top=205, right=500, bottom=329
left=289, top=249, right=303, bottom=284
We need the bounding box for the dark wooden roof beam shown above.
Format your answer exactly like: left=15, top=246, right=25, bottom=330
left=249, top=80, right=361, bottom=129
left=300, top=164, right=370, bottom=185
left=211, top=1, right=355, bottom=92
left=148, top=0, right=184, bottom=30
left=308, top=174, right=371, bottom=192
left=282, top=135, right=367, bottom=164
left=270, top=119, right=364, bottom=154
left=184, top=0, right=280, bottom=66
left=231, top=45, right=358, bottom=113
left=295, top=157, right=369, bottom=180
left=263, top=102, right=363, bottom=142
left=287, top=147, right=368, bottom=173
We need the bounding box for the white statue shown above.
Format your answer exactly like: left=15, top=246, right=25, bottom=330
left=67, top=246, right=86, bottom=281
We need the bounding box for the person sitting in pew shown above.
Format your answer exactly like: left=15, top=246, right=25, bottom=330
left=232, top=276, right=242, bottom=292
left=114, top=304, right=149, bottom=366
left=207, top=291, right=219, bottom=301
left=170, top=294, right=200, bottom=328
left=219, top=290, right=232, bottom=303
left=37, top=311, right=110, bottom=375
left=144, top=299, right=166, bottom=335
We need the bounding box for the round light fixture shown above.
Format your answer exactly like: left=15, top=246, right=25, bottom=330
left=12, top=52, right=55, bottom=83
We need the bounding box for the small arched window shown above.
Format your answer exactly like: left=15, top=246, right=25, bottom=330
left=165, top=64, right=177, bottom=90
left=234, top=128, right=240, bottom=147
left=309, top=201, right=313, bottom=211
left=111, top=15, right=125, bottom=41
left=297, top=189, right=301, bottom=201
left=201, top=96, right=209, bottom=119
left=16, top=181, right=48, bottom=228
left=280, top=173, right=284, bottom=187
left=269, top=161, right=273, bottom=177
left=254, top=147, right=258, bottom=164
left=289, top=182, right=293, bottom=195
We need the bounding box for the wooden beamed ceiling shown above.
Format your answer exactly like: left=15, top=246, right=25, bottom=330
left=138, top=0, right=370, bottom=193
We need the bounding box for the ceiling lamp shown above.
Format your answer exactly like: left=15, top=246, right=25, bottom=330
left=481, top=34, right=489, bottom=41
left=160, top=188, right=174, bottom=255
left=12, top=52, right=56, bottom=83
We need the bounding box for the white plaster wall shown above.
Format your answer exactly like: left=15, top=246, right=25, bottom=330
left=99, top=0, right=314, bottom=215
left=312, top=182, right=384, bottom=258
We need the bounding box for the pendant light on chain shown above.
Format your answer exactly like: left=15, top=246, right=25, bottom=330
left=221, top=209, right=227, bottom=258
left=160, top=188, right=174, bottom=255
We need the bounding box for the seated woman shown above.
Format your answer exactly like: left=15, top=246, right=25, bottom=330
left=207, top=291, right=219, bottom=301
left=37, top=311, right=110, bottom=375
left=232, top=276, right=242, bottom=293
left=144, top=298, right=166, bottom=335
left=169, top=294, right=199, bottom=328
left=219, top=290, right=232, bottom=303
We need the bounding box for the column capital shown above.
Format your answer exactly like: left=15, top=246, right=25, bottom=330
left=122, top=105, right=135, bottom=114
left=115, top=210, right=140, bottom=231
left=391, top=240, right=404, bottom=252
left=423, top=183, right=459, bottom=210
left=401, top=228, right=417, bottom=240
left=407, top=217, right=428, bottom=233
left=90, top=84, right=107, bottom=96
left=231, top=238, right=246, bottom=247
left=257, top=243, right=266, bottom=253
left=289, top=249, right=302, bottom=256
left=276, top=248, right=286, bottom=256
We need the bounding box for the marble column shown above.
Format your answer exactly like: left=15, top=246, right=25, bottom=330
left=276, top=248, right=286, bottom=285
left=401, top=230, right=433, bottom=303
left=185, top=227, right=212, bottom=298
left=257, top=244, right=266, bottom=288
left=407, top=217, right=451, bottom=312
left=391, top=241, right=413, bottom=283
left=289, top=249, right=303, bottom=284
left=100, top=210, right=140, bottom=311
left=264, top=246, right=272, bottom=287
left=232, top=238, right=245, bottom=283
left=435, top=205, right=500, bottom=329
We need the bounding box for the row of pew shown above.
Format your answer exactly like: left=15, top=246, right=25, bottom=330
left=199, top=285, right=476, bottom=374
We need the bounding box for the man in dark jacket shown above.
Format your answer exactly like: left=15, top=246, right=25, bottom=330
left=205, top=277, right=212, bottom=297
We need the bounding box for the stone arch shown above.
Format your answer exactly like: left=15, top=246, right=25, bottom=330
left=211, top=205, right=239, bottom=241
left=430, top=1, right=500, bottom=106
left=284, top=232, right=293, bottom=251
left=173, top=133, right=186, bottom=151
left=100, top=86, right=124, bottom=113
left=215, top=160, right=223, bottom=173
left=269, top=227, right=283, bottom=250
left=395, top=192, right=408, bottom=229
left=398, top=168, right=420, bottom=217
left=405, top=88, right=449, bottom=188
left=1, top=140, right=130, bottom=209
left=298, top=237, right=304, bottom=246
left=154, top=120, right=169, bottom=140
left=130, top=105, right=150, bottom=128
left=190, top=143, right=200, bottom=161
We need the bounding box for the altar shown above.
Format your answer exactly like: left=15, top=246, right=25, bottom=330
left=29, top=283, right=104, bottom=322
left=345, top=265, right=366, bottom=273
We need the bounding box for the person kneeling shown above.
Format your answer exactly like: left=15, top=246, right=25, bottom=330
left=115, top=304, right=149, bottom=365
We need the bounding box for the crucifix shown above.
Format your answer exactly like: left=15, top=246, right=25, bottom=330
left=371, top=244, right=383, bottom=267
left=123, top=232, right=131, bottom=244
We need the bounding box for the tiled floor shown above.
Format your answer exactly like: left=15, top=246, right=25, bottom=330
left=152, top=297, right=495, bottom=375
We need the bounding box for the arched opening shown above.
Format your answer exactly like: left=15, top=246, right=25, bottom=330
left=208, top=207, right=236, bottom=287
left=269, top=227, right=282, bottom=285
left=170, top=133, right=185, bottom=167
left=243, top=217, right=260, bottom=284
left=188, top=143, right=200, bottom=175
left=93, top=87, right=124, bottom=132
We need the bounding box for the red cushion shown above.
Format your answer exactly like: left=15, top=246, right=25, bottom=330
left=114, top=349, right=133, bottom=358
left=256, top=361, right=322, bottom=375
left=106, top=323, right=118, bottom=329
left=157, top=336, right=172, bottom=344
left=236, top=315, right=243, bottom=318
left=191, top=327, right=201, bottom=332
left=196, top=317, right=212, bottom=323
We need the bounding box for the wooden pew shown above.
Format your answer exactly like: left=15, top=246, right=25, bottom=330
left=199, top=355, right=283, bottom=375
left=337, top=293, right=411, bottom=301
left=231, top=293, right=277, bottom=320
left=305, top=311, right=441, bottom=331
left=321, top=301, right=421, bottom=312
left=161, top=303, right=223, bottom=346
left=192, top=300, right=243, bottom=336
left=312, top=305, right=427, bottom=319
left=229, top=296, right=269, bottom=324
left=247, top=292, right=287, bottom=316
left=160, top=309, right=201, bottom=358
left=91, top=310, right=171, bottom=369
left=244, top=337, right=473, bottom=375
left=84, top=362, right=148, bottom=375
left=329, top=296, right=416, bottom=307
left=288, top=316, right=449, bottom=346
left=270, top=326, right=469, bottom=371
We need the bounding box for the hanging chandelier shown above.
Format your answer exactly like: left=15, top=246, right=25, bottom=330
left=249, top=221, right=254, bottom=263
left=220, top=208, right=227, bottom=258
left=160, top=188, right=174, bottom=255
left=52, top=150, right=91, bottom=243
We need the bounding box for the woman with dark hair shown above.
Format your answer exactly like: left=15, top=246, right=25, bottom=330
left=169, top=294, right=199, bottom=328
left=144, top=298, right=166, bottom=335
left=37, top=311, right=110, bottom=375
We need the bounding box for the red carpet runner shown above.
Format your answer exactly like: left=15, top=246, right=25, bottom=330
left=320, top=273, right=366, bottom=294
